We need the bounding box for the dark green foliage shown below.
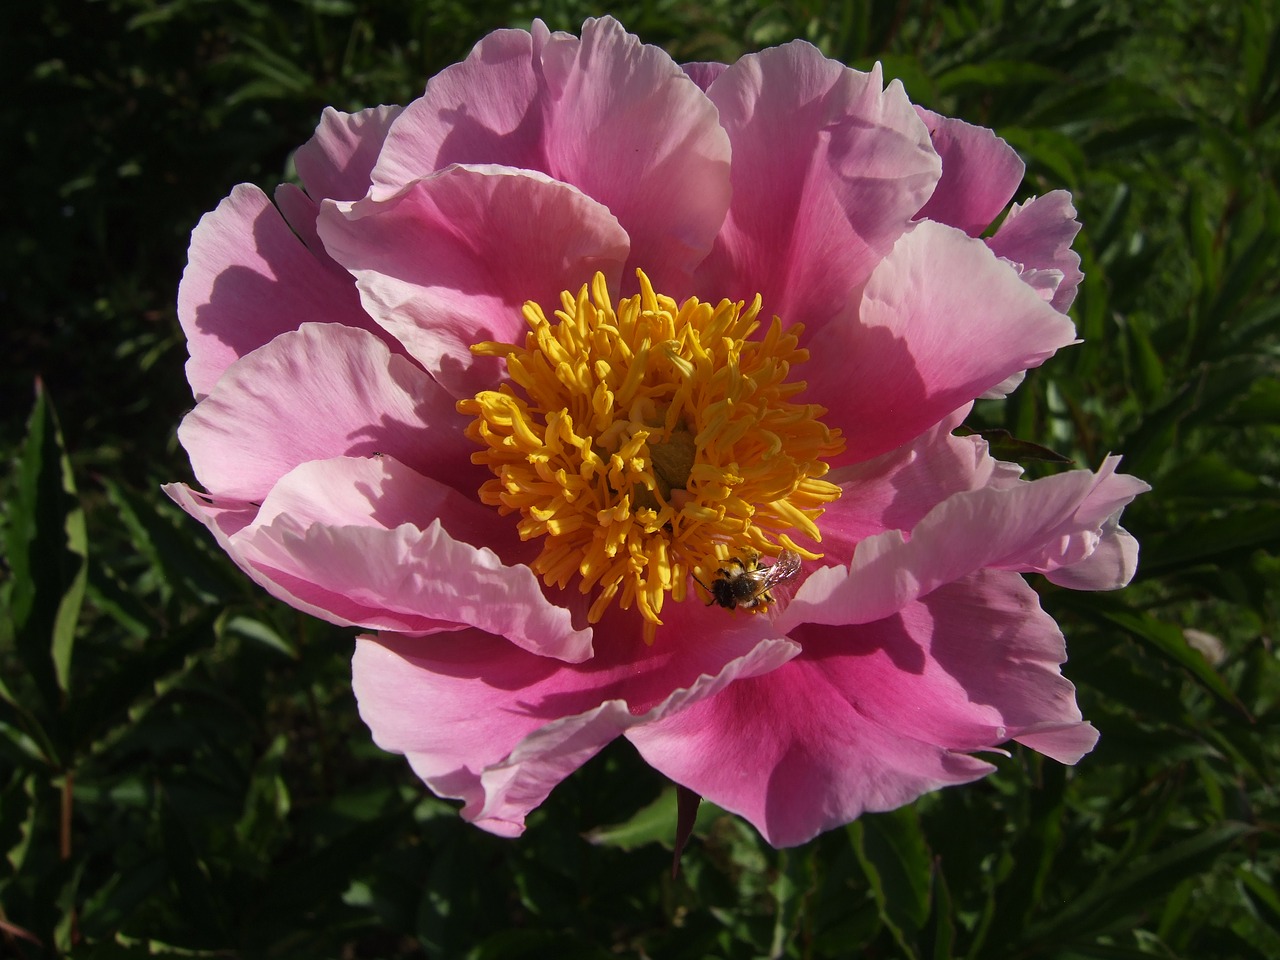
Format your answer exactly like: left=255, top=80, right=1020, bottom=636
left=2, top=0, right=1278, bottom=956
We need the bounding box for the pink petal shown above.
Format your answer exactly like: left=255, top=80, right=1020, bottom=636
left=248, top=453, right=527, bottom=567
left=980, top=370, right=1029, bottom=401
left=536, top=18, right=732, bottom=293
left=232, top=457, right=591, bottom=660
left=987, top=190, right=1084, bottom=314
left=807, top=220, right=1077, bottom=463
left=318, top=165, right=630, bottom=397
left=627, top=655, right=994, bottom=848
left=913, top=107, right=1024, bottom=236
left=370, top=26, right=544, bottom=188
left=630, top=568, right=1095, bottom=846
left=1013, top=721, right=1102, bottom=763
left=271, top=106, right=405, bottom=262
left=295, top=104, right=404, bottom=203
left=179, top=322, right=477, bottom=501
left=787, top=459, right=1147, bottom=628
left=801, top=570, right=1097, bottom=762
left=164, top=482, right=366, bottom=623
left=164, top=483, right=257, bottom=542
left=171, top=457, right=587, bottom=658
left=371, top=17, right=732, bottom=293
left=694, top=49, right=940, bottom=325
left=1022, top=458, right=1149, bottom=588
left=1046, top=515, right=1140, bottom=591
left=352, top=625, right=799, bottom=837
left=818, top=405, right=996, bottom=557
left=179, top=184, right=384, bottom=398
left=682, top=61, right=727, bottom=92
left=273, top=182, right=327, bottom=261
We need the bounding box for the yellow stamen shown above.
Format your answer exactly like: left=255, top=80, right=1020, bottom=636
left=457, top=270, right=844, bottom=640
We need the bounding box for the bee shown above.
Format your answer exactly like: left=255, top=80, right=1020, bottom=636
left=695, top=550, right=803, bottom=611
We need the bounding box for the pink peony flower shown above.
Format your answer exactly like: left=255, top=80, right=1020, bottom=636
left=167, top=17, right=1147, bottom=847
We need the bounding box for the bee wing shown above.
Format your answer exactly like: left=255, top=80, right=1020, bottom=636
left=760, top=550, right=803, bottom=590
left=748, top=550, right=804, bottom=613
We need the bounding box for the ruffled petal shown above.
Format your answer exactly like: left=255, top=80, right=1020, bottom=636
left=786, top=459, right=1148, bottom=628
left=318, top=164, right=630, bottom=397
left=272, top=106, right=406, bottom=261
left=695, top=49, right=940, bottom=325
left=535, top=17, right=731, bottom=293
left=371, top=17, right=731, bottom=293
left=179, top=322, right=477, bottom=501
left=1018, top=458, right=1149, bottom=587
left=165, top=482, right=368, bottom=624
left=807, top=220, right=1077, bottom=463
left=627, top=655, right=993, bottom=848
left=231, top=457, right=591, bottom=660
left=630, top=567, right=1093, bottom=846
left=370, top=26, right=544, bottom=188
left=802, top=570, right=1097, bottom=762
left=817, top=405, right=996, bottom=559
left=295, top=104, right=404, bottom=204
left=352, top=625, right=799, bottom=837
left=1045, top=513, right=1140, bottom=590
left=987, top=190, right=1084, bottom=314
left=913, top=107, right=1024, bottom=236
left=163, top=483, right=257, bottom=542
left=1013, top=721, right=1102, bottom=764
left=682, top=60, right=727, bottom=91
left=178, top=184, right=386, bottom=398
left=272, top=183, right=328, bottom=262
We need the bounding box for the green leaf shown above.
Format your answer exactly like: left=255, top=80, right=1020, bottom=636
left=1124, top=314, right=1166, bottom=402
left=851, top=806, right=932, bottom=957
left=253, top=808, right=413, bottom=919
left=1123, top=357, right=1273, bottom=476
left=1000, top=126, right=1086, bottom=188
left=1218, top=295, right=1280, bottom=359
left=0, top=772, right=38, bottom=876
left=1138, top=507, right=1280, bottom=577
left=1199, top=229, right=1280, bottom=359
left=234, top=734, right=291, bottom=857
left=1238, top=865, right=1280, bottom=929
left=927, top=859, right=955, bottom=960
left=100, top=478, right=235, bottom=606
left=877, top=54, right=937, bottom=105
left=1184, top=185, right=1220, bottom=295
left=221, top=614, right=297, bottom=660
left=934, top=60, right=1059, bottom=94
left=78, top=858, right=169, bottom=942
left=5, top=380, right=88, bottom=712
left=1221, top=377, right=1280, bottom=426
left=985, top=762, right=1067, bottom=943
left=1158, top=453, right=1262, bottom=499
left=1095, top=607, right=1246, bottom=714
left=70, top=609, right=218, bottom=755
left=583, top=785, right=720, bottom=851
left=1083, top=115, right=1199, bottom=161
left=956, top=427, right=1073, bottom=465
left=584, top=786, right=679, bottom=850
left=1018, top=822, right=1252, bottom=947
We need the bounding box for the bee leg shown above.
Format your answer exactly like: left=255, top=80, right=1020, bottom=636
left=691, top=573, right=715, bottom=606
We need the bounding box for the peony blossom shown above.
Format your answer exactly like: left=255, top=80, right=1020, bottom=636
left=167, top=17, right=1147, bottom=847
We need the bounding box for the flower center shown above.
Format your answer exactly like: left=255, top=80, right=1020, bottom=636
left=457, top=270, right=844, bottom=642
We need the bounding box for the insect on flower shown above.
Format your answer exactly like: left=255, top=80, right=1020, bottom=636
left=697, top=550, right=803, bottom=611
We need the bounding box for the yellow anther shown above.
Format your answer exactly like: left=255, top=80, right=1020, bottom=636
left=459, top=270, right=844, bottom=637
